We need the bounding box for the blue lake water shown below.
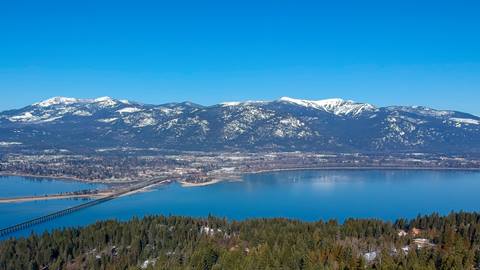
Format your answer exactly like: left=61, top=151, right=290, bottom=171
left=0, top=176, right=105, bottom=197
left=1, top=170, right=480, bottom=239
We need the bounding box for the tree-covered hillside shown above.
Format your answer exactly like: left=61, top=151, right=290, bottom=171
left=1, top=212, right=480, bottom=269
left=2, top=96, right=480, bottom=153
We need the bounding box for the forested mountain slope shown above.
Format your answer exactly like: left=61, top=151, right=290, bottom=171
left=1, top=212, right=480, bottom=269
left=1, top=96, right=480, bottom=154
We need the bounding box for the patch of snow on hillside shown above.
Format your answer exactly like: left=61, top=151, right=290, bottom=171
left=224, top=120, right=248, bottom=139
left=222, top=107, right=274, bottom=139
left=274, top=117, right=310, bottom=138
left=72, top=110, right=92, bottom=116
left=117, top=107, right=142, bottom=114
left=379, top=116, right=425, bottom=147
left=157, top=107, right=180, bottom=115
left=98, top=118, right=118, bottom=123
left=280, top=117, right=304, bottom=128
left=450, top=118, right=480, bottom=125
left=161, top=118, right=179, bottom=130
left=0, top=141, right=22, bottom=147
left=391, top=106, right=453, bottom=118
left=273, top=129, right=285, bottom=137
left=9, top=112, right=38, bottom=122
left=9, top=111, right=66, bottom=123
left=134, top=113, right=157, bottom=128
left=399, top=115, right=427, bottom=125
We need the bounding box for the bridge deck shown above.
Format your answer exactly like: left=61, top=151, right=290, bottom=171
left=0, top=179, right=170, bottom=238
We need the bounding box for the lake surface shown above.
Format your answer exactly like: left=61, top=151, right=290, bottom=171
left=0, top=176, right=105, bottom=198
left=1, top=170, right=480, bottom=239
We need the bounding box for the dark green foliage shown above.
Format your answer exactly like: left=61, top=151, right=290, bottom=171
left=1, top=212, right=480, bottom=269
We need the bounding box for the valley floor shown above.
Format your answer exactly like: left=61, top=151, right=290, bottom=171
left=1, top=151, right=479, bottom=186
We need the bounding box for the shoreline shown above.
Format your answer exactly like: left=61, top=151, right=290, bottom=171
left=0, top=192, right=114, bottom=204
left=1, top=166, right=479, bottom=190
left=179, top=178, right=226, bottom=187
left=178, top=166, right=480, bottom=187
left=0, top=172, right=144, bottom=186
left=247, top=166, right=480, bottom=175
left=0, top=179, right=172, bottom=204
left=118, top=180, right=172, bottom=197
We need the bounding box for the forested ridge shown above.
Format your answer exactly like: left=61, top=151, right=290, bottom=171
left=2, top=212, right=480, bottom=269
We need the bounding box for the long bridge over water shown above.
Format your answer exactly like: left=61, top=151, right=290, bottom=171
left=0, top=179, right=171, bottom=238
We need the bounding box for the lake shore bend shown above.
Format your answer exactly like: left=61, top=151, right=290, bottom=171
left=2, top=165, right=480, bottom=189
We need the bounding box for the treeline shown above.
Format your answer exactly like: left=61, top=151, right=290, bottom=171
left=1, top=212, right=480, bottom=269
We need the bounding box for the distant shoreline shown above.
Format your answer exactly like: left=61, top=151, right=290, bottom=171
left=0, top=193, right=113, bottom=204
left=0, top=179, right=171, bottom=204
left=1, top=166, right=479, bottom=188
left=248, top=166, right=480, bottom=175
left=166, top=166, right=480, bottom=187
left=179, top=178, right=226, bottom=187
left=1, top=166, right=479, bottom=203
left=0, top=172, right=138, bottom=185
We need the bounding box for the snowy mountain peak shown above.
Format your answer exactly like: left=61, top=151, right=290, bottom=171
left=220, top=100, right=266, bottom=107
left=2, top=96, right=480, bottom=153
left=279, top=97, right=348, bottom=107
left=278, top=97, right=376, bottom=116
left=93, top=96, right=119, bottom=107
left=94, top=96, right=114, bottom=102
left=34, top=97, right=82, bottom=107
left=221, top=102, right=242, bottom=107
left=33, top=96, right=126, bottom=108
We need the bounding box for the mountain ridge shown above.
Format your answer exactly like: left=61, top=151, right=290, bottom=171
left=1, top=96, right=479, bottom=154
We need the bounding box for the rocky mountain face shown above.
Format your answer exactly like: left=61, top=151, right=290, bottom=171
left=0, top=96, right=479, bottom=154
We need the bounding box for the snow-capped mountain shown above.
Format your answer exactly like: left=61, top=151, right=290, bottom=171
left=277, top=97, right=376, bottom=116
left=1, top=96, right=479, bottom=153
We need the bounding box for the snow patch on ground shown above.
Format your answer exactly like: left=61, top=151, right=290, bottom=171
left=390, top=106, right=453, bottom=118
left=450, top=117, right=480, bottom=125
left=98, top=118, right=118, bottom=123
left=117, top=107, right=142, bottom=113
left=141, top=258, right=157, bottom=269
left=0, top=141, right=22, bottom=146
left=363, top=252, right=377, bottom=262
left=279, top=117, right=303, bottom=128
left=9, top=112, right=38, bottom=122
left=133, top=113, right=157, bottom=128
left=72, top=110, right=92, bottom=116
left=157, top=107, right=174, bottom=114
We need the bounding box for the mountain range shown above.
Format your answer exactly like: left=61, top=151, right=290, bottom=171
left=0, top=96, right=479, bottom=154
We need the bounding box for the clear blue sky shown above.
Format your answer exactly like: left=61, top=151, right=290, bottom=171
left=1, top=0, right=479, bottom=115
